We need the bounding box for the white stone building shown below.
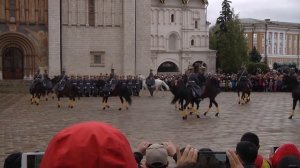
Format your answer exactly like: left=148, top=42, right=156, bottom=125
left=0, top=0, right=216, bottom=79
left=150, top=0, right=216, bottom=74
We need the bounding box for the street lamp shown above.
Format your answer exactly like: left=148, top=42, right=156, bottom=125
left=297, top=27, right=300, bottom=67
left=264, top=19, right=271, bottom=65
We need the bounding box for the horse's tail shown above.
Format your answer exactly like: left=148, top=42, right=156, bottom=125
left=171, top=95, right=179, bottom=104
left=124, top=94, right=132, bottom=105
left=162, top=81, right=170, bottom=91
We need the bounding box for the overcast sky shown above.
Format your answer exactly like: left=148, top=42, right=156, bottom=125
left=207, top=0, right=300, bottom=25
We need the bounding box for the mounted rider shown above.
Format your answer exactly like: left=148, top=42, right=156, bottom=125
left=186, top=63, right=206, bottom=98
left=42, top=69, right=52, bottom=90
left=33, top=69, right=42, bottom=81
left=146, top=69, right=155, bottom=88
left=105, top=68, right=117, bottom=93
left=57, top=69, right=69, bottom=91
left=237, top=66, right=252, bottom=88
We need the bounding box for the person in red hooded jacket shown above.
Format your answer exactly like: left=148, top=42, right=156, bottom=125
left=40, top=121, right=138, bottom=168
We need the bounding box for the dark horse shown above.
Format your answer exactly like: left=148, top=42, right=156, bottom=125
left=202, top=76, right=221, bottom=117
left=29, top=80, right=45, bottom=105
left=170, top=76, right=221, bottom=120
left=99, top=80, right=132, bottom=110
left=282, top=74, right=300, bottom=119
left=170, top=77, right=201, bottom=120
left=237, top=77, right=251, bottom=105
left=52, top=76, right=79, bottom=108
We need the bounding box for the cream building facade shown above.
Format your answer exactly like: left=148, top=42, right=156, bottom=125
left=240, top=18, right=300, bottom=67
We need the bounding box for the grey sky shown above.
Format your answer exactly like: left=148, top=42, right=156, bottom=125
left=207, top=0, right=300, bottom=25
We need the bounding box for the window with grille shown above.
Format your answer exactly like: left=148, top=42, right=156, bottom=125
left=171, top=14, right=174, bottom=23
left=90, top=51, right=105, bottom=67
left=195, top=20, right=198, bottom=29
left=191, top=39, right=195, bottom=46
left=89, top=0, right=95, bottom=26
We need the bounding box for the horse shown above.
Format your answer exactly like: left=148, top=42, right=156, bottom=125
left=139, top=75, right=170, bottom=96
left=169, top=77, right=201, bottom=120
left=99, top=80, right=132, bottom=110
left=282, top=74, right=300, bottom=119
left=237, top=77, right=251, bottom=105
left=52, top=76, right=80, bottom=108
left=29, top=80, right=45, bottom=105
left=201, top=76, right=221, bottom=117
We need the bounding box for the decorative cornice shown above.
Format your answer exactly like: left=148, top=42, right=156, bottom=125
left=159, top=0, right=208, bottom=5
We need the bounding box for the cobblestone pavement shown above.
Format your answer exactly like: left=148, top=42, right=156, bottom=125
left=1, top=91, right=300, bottom=166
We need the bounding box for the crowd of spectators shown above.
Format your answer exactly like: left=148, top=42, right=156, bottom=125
left=156, top=70, right=300, bottom=93
left=4, top=122, right=300, bottom=168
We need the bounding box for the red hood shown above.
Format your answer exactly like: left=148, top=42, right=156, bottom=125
left=40, top=122, right=137, bottom=168
left=271, top=143, right=300, bottom=168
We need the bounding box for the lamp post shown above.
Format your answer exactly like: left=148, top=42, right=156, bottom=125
left=297, top=27, right=300, bottom=67
left=264, top=19, right=270, bottom=65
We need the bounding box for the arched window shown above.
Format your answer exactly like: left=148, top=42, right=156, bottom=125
left=88, top=0, right=95, bottom=26
left=195, top=20, right=198, bottom=29
left=169, top=34, right=178, bottom=51
left=171, top=14, right=174, bottom=23
left=191, top=39, right=195, bottom=46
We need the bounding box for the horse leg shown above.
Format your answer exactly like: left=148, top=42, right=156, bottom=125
left=57, top=96, right=61, bottom=108
left=45, top=91, right=48, bottom=101
left=204, top=100, right=213, bottom=116
left=102, top=97, right=106, bottom=110
left=105, top=97, right=110, bottom=108
left=212, top=99, right=219, bottom=117
left=35, top=94, right=40, bottom=105
left=30, top=94, right=34, bottom=104
left=195, top=99, right=201, bottom=118
left=238, top=91, right=241, bottom=104
left=119, top=96, right=124, bottom=111
left=289, top=98, right=297, bottom=119
left=181, top=100, right=189, bottom=120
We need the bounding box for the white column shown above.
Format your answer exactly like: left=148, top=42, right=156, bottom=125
left=48, top=0, right=61, bottom=76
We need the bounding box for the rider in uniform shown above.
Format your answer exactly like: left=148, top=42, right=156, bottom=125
left=33, top=69, right=42, bottom=81
left=187, top=64, right=205, bottom=98
left=57, top=69, right=68, bottom=91
left=146, top=69, right=155, bottom=88
left=237, top=66, right=252, bottom=88
left=42, top=69, right=52, bottom=89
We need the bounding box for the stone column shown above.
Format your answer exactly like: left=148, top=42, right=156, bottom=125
left=48, top=0, right=61, bottom=77
left=122, top=0, right=135, bottom=75
left=135, top=0, right=150, bottom=75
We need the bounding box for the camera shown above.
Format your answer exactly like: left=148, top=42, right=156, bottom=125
left=198, top=151, right=230, bottom=168
left=21, top=152, right=44, bottom=168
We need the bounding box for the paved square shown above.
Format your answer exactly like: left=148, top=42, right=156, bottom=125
left=1, top=91, right=300, bottom=166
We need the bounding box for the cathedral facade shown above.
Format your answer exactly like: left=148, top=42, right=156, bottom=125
left=0, top=0, right=215, bottom=79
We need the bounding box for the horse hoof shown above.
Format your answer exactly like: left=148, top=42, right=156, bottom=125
left=103, top=107, right=106, bottom=110
left=45, top=98, right=48, bottom=101
left=189, top=112, right=193, bottom=115
left=106, top=105, right=110, bottom=108
left=31, top=102, right=33, bottom=105
left=70, top=106, right=73, bottom=109
left=238, top=102, right=240, bottom=104
left=215, top=113, right=219, bottom=117
left=36, top=103, right=39, bottom=106
left=126, top=107, right=129, bottom=110
left=196, top=115, right=200, bottom=118
left=204, top=112, right=207, bottom=116
left=57, top=105, right=60, bottom=108
left=118, top=108, right=122, bottom=111
left=288, top=115, right=293, bottom=119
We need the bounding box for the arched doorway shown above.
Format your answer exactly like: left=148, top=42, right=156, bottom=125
left=2, top=47, right=24, bottom=79
left=0, top=33, right=37, bottom=79
left=157, top=61, right=179, bottom=75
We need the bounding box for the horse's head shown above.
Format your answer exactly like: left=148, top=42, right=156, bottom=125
left=282, top=75, right=298, bottom=91
left=51, top=76, right=60, bottom=85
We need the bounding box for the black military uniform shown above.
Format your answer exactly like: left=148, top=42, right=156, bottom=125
left=43, top=70, right=52, bottom=89
left=33, top=69, right=42, bottom=81
left=187, top=64, right=205, bottom=98
left=237, top=67, right=252, bottom=88
left=146, top=69, right=155, bottom=87
left=57, top=69, right=68, bottom=91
